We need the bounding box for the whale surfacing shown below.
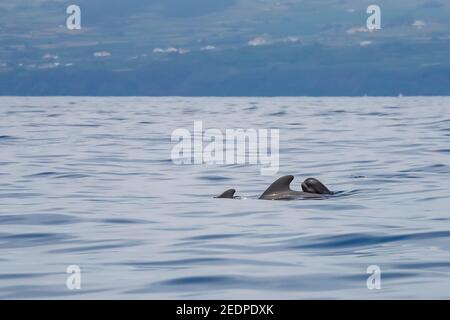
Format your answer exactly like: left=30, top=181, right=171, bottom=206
left=215, top=189, right=236, bottom=199
left=259, top=175, right=329, bottom=200
left=216, top=175, right=332, bottom=200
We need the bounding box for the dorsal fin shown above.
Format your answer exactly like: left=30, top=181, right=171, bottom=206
left=259, top=175, right=294, bottom=198
left=215, top=189, right=236, bottom=199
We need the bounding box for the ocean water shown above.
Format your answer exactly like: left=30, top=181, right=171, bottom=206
left=1, top=96, right=450, bottom=299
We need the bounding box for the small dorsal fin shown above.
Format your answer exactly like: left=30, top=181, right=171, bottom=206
left=259, top=175, right=294, bottom=198
left=215, top=189, right=236, bottom=199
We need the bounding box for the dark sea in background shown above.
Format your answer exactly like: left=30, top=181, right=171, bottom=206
left=0, top=97, right=450, bottom=299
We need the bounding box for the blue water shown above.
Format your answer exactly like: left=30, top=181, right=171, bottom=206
left=1, top=97, right=450, bottom=299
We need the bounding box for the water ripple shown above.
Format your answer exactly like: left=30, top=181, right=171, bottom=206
left=1, top=97, right=450, bottom=299
left=289, top=231, right=450, bottom=250
left=0, top=214, right=80, bottom=225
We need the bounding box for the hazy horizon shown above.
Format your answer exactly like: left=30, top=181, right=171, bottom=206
left=1, top=0, right=450, bottom=95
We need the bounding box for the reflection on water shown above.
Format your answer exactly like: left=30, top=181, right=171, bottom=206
left=0, top=97, right=450, bottom=299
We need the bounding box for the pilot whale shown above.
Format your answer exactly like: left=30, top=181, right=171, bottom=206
left=216, top=189, right=236, bottom=199
left=216, top=175, right=332, bottom=200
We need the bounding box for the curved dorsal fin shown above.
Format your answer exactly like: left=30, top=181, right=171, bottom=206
left=259, top=175, right=294, bottom=198
left=215, top=189, right=236, bottom=199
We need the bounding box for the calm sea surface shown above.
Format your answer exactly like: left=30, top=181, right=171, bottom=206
left=1, top=97, right=450, bottom=299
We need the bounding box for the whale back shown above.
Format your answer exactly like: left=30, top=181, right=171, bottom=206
left=259, top=175, right=294, bottom=199
left=215, top=189, right=236, bottom=199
